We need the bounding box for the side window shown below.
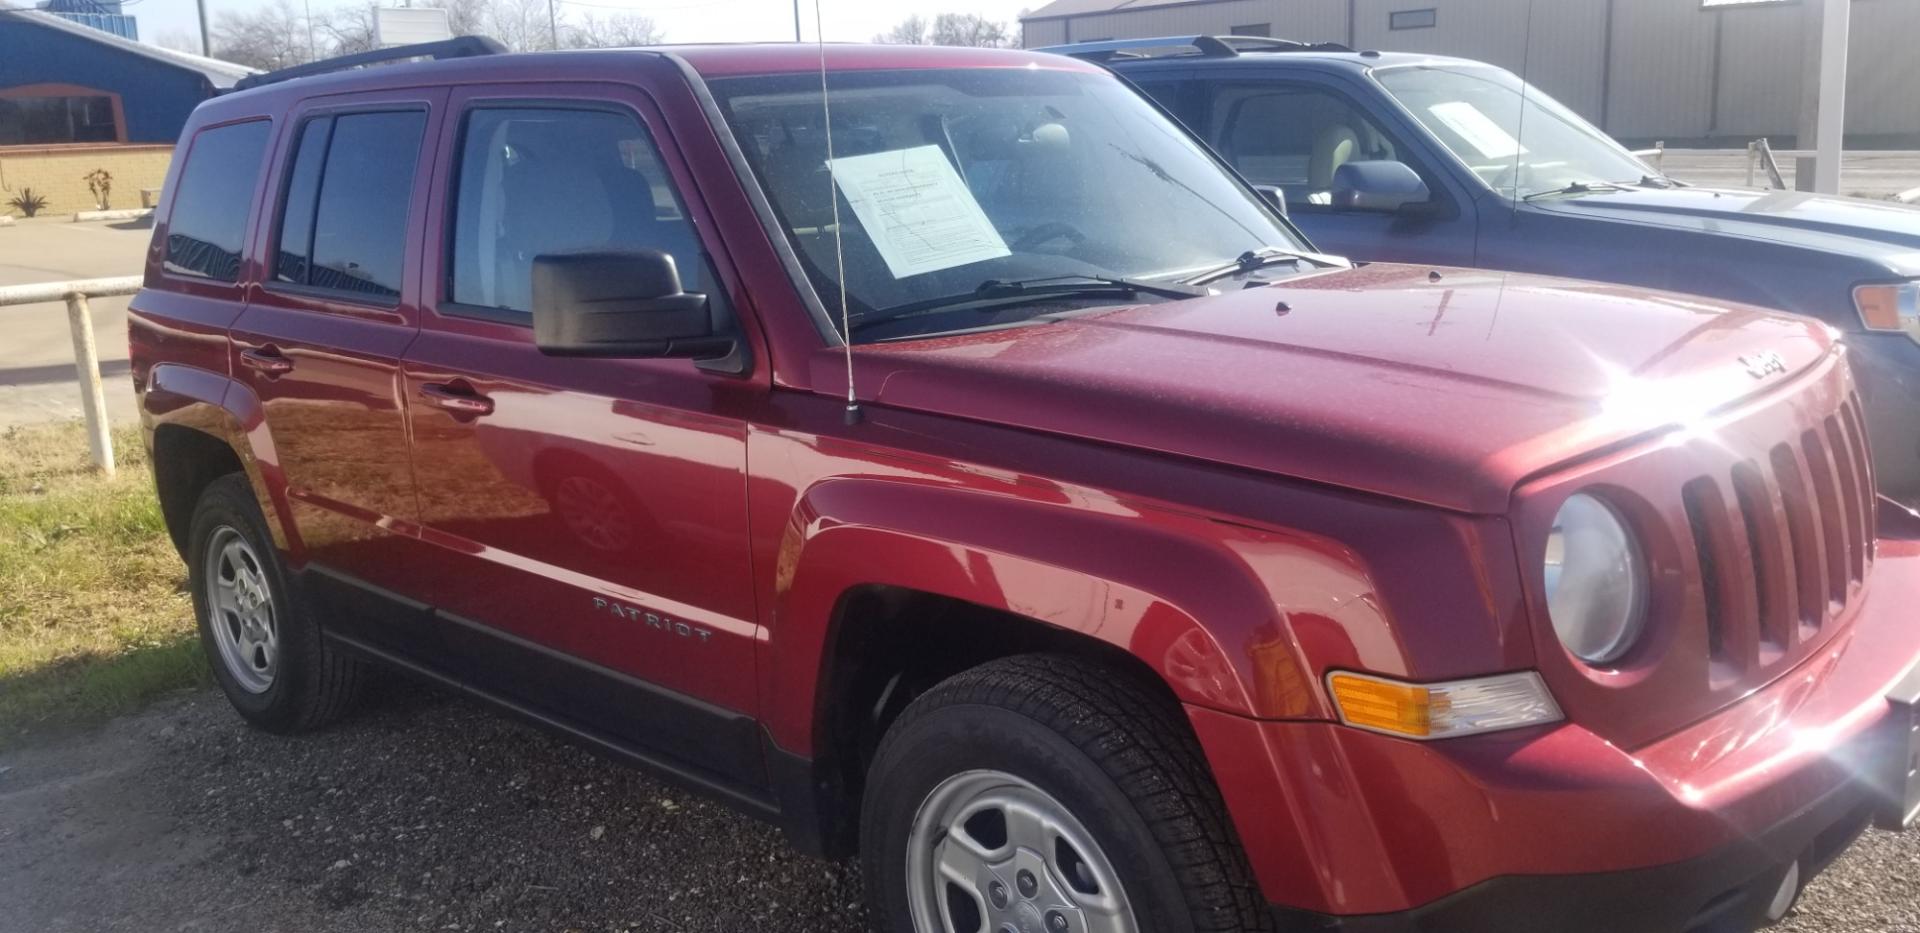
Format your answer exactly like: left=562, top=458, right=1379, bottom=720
left=1206, top=84, right=1407, bottom=207
left=164, top=120, right=271, bottom=282
left=273, top=110, right=426, bottom=301
left=448, top=106, right=706, bottom=318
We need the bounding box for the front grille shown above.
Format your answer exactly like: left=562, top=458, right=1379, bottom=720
left=1685, top=393, right=1876, bottom=676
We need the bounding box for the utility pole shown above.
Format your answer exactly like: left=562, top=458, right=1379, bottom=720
left=1811, top=0, right=1849, bottom=194
left=195, top=0, right=209, bottom=55
left=547, top=0, right=559, bottom=49
left=792, top=0, right=801, bottom=42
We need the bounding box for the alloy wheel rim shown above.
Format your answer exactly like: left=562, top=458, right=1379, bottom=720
left=204, top=526, right=278, bottom=694
left=906, top=769, right=1136, bottom=933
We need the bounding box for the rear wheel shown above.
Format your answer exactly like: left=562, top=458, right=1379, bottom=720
left=861, top=654, right=1272, bottom=933
left=187, top=473, right=362, bottom=732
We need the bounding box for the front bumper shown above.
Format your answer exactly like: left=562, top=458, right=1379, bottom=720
left=1194, top=535, right=1920, bottom=929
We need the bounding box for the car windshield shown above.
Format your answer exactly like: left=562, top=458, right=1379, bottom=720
left=708, top=67, right=1304, bottom=343
left=1375, top=63, right=1652, bottom=199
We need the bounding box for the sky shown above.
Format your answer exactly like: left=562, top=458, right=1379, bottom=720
left=127, top=0, right=1036, bottom=52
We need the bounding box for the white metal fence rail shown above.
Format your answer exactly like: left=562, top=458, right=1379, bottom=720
left=0, top=276, right=142, bottom=476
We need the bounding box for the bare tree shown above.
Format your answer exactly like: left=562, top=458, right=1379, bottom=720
left=313, top=2, right=381, bottom=57
left=562, top=12, right=664, bottom=49
left=930, top=12, right=1010, bottom=48
left=483, top=0, right=558, bottom=51
left=873, top=14, right=929, bottom=45
left=210, top=0, right=315, bottom=70
left=425, top=0, right=492, bottom=39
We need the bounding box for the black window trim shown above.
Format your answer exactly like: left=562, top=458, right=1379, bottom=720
left=157, top=115, right=274, bottom=289
left=434, top=97, right=711, bottom=328
left=261, top=103, right=430, bottom=311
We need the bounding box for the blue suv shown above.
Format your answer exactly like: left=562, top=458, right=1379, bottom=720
left=1048, top=35, right=1920, bottom=504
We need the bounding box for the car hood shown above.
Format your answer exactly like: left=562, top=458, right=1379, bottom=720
left=1531, top=187, right=1920, bottom=270
left=834, top=264, right=1836, bottom=513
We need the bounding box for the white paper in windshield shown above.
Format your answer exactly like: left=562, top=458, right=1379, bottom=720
left=1427, top=101, right=1527, bottom=160
left=826, top=145, right=1010, bottom=279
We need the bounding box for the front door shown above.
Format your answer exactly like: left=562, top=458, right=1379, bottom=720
left=400, top=85, right=764, bottom=785
left=229, top=89, right=445, bottom=653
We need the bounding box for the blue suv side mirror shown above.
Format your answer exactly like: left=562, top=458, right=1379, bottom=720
left=1331, top=161, right=1432, bottom=214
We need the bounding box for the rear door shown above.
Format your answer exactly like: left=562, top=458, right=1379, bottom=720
left=400, top=83, right=764, bottom=785
left=230, top=88, right=446, bottom=653
left=1184, top=73, right=1478, bottom=265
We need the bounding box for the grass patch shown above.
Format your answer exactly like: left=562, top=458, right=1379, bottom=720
left=0, top=421, right=203, bottom=744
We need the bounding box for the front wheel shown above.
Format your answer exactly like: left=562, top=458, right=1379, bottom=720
left=861, top=654, right=1273, bottom=933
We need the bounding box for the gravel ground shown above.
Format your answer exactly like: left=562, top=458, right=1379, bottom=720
left=1, top=682, right=1915, bottom=933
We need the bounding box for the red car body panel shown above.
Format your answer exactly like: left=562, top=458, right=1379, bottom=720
left=1205, top=539, right=1920, bottom=915
left=125, top=43, right=1920, bottom=926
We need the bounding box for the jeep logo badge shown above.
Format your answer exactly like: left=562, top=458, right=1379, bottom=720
left=1740, top=351, right=1787, bottom=379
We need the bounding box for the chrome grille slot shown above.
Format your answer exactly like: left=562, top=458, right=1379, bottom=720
left=1801, top=428, right=1851, bottom=606
left=1771, top=442, right=1829, bottom=631
left=1729, top=462, right=1793, bottom=654
left=1683, top=477, right=1761, bottom=669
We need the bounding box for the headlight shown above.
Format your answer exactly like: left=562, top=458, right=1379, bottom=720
left=1854, top=281, right=1920, bottom=343
left=1544, top=493, right=1648, bottom=665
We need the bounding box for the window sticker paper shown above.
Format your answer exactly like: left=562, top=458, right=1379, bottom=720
left=1427, top=101, right=1527, bottom=160
left=826, top=145, right=1011, bottom=278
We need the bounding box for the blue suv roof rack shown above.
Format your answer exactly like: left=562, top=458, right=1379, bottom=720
left=1038, top=34, right=1353, bottom=63
left=233, top=36, right=507, bottom=91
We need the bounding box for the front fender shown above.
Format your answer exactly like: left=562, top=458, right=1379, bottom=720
left=760, top=475, right=1367, bottom=754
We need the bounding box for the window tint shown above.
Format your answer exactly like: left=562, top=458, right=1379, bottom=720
left=1207, top=85, right=1404, bottom=207
left=449, top=107, right=705, bottom=316
left=164, top=120, right=271, bottom=282
left=274, top=118, right=331, bottom=285
left=293, top=110, right=426, bottom=300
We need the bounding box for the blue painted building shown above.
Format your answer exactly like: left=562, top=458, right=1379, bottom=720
left=0, top=9, right=251, bottom=147
left=40, top=0, right=138, bottom=41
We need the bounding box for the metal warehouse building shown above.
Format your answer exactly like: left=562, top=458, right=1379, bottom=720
left=1020, top=0, right=1920, bottom=145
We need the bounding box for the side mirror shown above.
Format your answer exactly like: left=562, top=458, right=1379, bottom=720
left=1252, top=184, right=1289, bottom=218
left=531, top=250, right=729, bottom=359
left=1331, top=161, right=1432, bottom=214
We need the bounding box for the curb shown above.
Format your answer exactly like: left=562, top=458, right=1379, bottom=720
left=73, top=208, right=153, bottom=223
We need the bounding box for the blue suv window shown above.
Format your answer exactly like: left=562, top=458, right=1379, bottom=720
left=1205, top=85, right=1404, bottom=207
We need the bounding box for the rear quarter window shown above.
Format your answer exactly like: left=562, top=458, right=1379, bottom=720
left=164, top=120, right=272, bottom=282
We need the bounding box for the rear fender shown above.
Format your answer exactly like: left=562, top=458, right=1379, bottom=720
left=143, top=362, right=301, bottom=557
left=761, top=476, right=1348, bottom=755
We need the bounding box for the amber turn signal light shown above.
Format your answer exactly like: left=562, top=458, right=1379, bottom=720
left=1327, top=671, right=1562, bottom=741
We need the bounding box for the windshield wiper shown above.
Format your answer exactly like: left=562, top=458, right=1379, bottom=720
left=1179, top=247, right=1340, bottom=287
left=849, top=275, right=1205, bottom=334
left=1634, top=173, right=1683, bottom=189
left=1521, top=180, right=1635, bottom=201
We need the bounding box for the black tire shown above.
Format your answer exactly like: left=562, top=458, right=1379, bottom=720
left=187, top=473, right=362, bottom=732
left=861, top=653, right=1274, bottom=933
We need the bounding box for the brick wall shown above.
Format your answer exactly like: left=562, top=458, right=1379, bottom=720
left=1, top=144, right=174, bottom=217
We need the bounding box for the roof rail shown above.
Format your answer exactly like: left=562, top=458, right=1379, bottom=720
left=232, top=36, right=507, bottom=91
left=1037, top=34, right=1352, bottom=63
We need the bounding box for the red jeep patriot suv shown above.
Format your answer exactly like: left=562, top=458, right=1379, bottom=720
left=132, top=38, right=1919, bottom=933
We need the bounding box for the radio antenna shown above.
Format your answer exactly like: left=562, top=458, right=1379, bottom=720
left=1510, top=0, right=1535, bottom=206
left=816, top=0, right=861, bottom=425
